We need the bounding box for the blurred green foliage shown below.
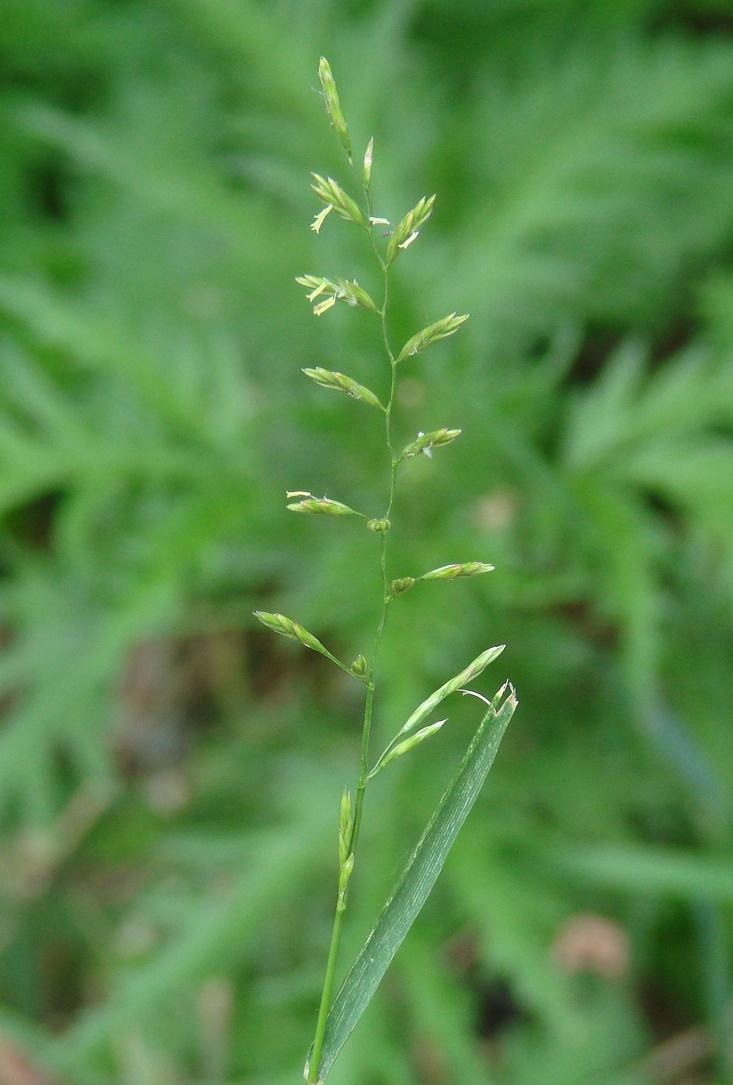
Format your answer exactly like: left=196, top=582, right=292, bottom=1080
left=1, top=0, right=733, bottom=1082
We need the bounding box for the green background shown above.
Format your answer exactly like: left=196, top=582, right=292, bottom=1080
left=1, top=1, right=733, bottom=1082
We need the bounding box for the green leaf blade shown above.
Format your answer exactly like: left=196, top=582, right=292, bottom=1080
left=310, top=684, right=517, bottom=1081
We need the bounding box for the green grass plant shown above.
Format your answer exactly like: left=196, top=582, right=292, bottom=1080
left=255, top=58, right=516, bottom=1082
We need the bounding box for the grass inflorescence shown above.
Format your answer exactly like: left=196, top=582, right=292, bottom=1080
left=255, top=57, right=517, bottom=1084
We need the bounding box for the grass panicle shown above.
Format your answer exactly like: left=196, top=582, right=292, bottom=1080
left=258, top=57, right=516, bottom=1083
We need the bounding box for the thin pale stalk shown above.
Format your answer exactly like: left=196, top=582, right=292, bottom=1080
left=350, top=261, right=399, bottom=851
left=307, top=222, right=400, bottom=1085
left=307, top=899, right=346, bottom=1083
